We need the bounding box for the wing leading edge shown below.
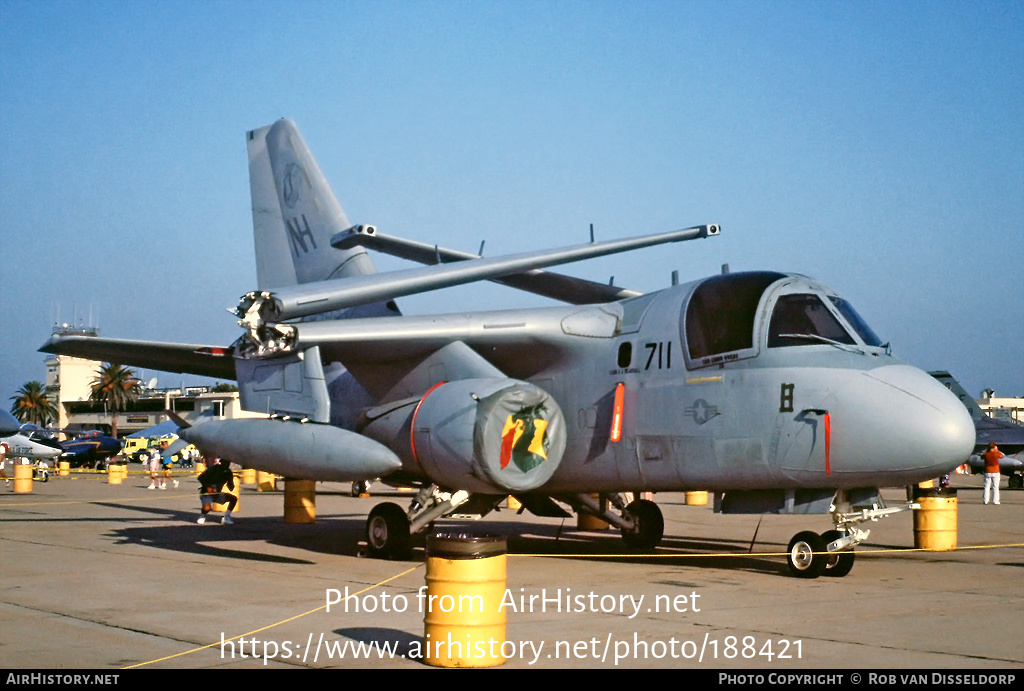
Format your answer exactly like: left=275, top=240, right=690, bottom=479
left=39, top=336, right=236, bottom=380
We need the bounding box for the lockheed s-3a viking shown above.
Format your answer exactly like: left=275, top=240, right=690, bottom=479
left=41, top=120, right=975, bottom=578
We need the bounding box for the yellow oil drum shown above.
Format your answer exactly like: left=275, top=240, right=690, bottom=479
left=13, top=463, right=32, bottom=493
left=577, top=494, right=609, bottom=530
left=194, top=462, right=206, bottom=476
left=59, top=461, right=70, bottom=477
left=284, top=479, right=315, bottom=523
left=257, top=471, right=277, bottom=492
left=913, top=488, right=957, bottom=551
left=685, top=490, right=708, bottom=506
left=241, top=468, right=256, bottom=485
left=424, top=533, right=507, bottom=668
left=212, top=473, right=240, bottom=514
left=108, top=463, right=123, bottom=485
left=506, top=496, right=522, bottom=511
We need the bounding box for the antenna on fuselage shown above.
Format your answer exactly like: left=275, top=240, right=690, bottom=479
left=721, top=263, right=730, bottom=274
left=671, top=270, right=679, bottom=286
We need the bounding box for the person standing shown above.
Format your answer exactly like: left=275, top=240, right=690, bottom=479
left=982, top=442, right=1004, bottom=505
left=146, top=443, right=161, bottom=490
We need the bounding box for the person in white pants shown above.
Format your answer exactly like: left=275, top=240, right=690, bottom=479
left=982, top=443, right=1004, bottom=505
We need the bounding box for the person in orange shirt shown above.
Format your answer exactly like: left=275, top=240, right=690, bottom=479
left=982, top=443, right=1004, bottom=505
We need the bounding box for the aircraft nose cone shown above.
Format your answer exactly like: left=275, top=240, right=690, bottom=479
left=862, top=365, right=975, bottom=477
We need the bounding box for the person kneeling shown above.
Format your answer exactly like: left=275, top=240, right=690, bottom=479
left=196, top=457, right=236, bottom=525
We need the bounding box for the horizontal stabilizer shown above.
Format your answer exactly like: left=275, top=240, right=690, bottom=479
left=39, top=336, right=236, bottom=380
left=333, top=226, right=641, bottom=304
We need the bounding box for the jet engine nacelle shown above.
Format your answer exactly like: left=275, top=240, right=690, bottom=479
left=363, top=378, right=567, bottom=494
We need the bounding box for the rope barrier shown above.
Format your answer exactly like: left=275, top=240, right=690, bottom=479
left=124, top=564, right=425, bottom=669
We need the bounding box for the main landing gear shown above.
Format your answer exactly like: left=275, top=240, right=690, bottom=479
left=363, top=485, right=476, bottom=560
left=362, top=487, right=670, bottom=559
left=568, top=493, right=665, bottom=549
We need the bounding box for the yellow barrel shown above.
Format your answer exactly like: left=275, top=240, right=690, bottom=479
left=212, top=473, right=240, bottom=514
left=13, top=463, right=32, bottom=493
left=59, top=461, right=70, bottom=477
left=194, top=462, right=206, bottom=476
left=284, top=479, right=315, bottom=523
left=685, top=490, right=708, bottom=506
left=108, top=463, right=123, bottom=485
left=241, top=468, right=256, bottom=485
left=424, top=533, right=507, bottom=668
left=577, top=494, right=609, bottom=530
left=913, top=488, right=957, bottom=551
left=257, top=471, right=277, bottom=492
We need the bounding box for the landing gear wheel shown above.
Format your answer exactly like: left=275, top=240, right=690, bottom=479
left=787, top=531, right=827, bottom=579
left=820, top=530, right=855, bottom=578
left=365, top=502, right=411, bottom=560
left=1009, top=474, right=1022, bottom=490
left=620, top=499, right=664, bottom=549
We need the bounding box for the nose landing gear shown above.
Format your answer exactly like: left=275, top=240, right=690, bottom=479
left=786, top=492, right=917, bottom=579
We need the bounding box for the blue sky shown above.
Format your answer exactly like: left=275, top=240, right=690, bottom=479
left=1, top=0, right=1022, bottom=406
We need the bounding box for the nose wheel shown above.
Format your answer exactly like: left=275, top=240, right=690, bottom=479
left=787, top=531, right=827, bottom=578
left=820, top=529, right=856, bottom=577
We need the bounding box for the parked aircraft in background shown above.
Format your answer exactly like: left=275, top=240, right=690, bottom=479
left=930, top=371, right=1024, bottom=487
left=59, top=431, right=122, bottom=469
left=1, top=424, right=63, bottom=462
left=1, top=410, right=21, bottom=437
left=41, top=120, right=974, bottom=578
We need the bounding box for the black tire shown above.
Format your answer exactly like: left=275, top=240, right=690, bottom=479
left=620, top=499, right=664, bottom=549
left=820, top=530, right=855, bottom=578
left=365, top=502, right=411, bottom=560
left=1009, top=474, right=1022, bottom=490
left=787, top=531, right=827, bottom=579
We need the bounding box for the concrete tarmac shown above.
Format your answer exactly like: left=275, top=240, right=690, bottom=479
left=1, top=469, right=1021, bottom=670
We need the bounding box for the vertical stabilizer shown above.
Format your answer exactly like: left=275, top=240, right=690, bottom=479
left=248, top=125, right=296, bottom=289
left=930, top=371, right=984, bottom=422
left=247, top=118, right=380, bottom=289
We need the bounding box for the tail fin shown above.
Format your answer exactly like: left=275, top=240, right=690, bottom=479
left=247, top=119, right=378, bottom=289
left=930, top=371, right=984, bottom=422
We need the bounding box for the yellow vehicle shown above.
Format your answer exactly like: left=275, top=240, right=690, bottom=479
left=123, top=436, right=152, bottom=463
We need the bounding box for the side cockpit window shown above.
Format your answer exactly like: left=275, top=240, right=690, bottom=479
left=685, top=272, right=784, bottom=365
left=768, top=294, right=855, bottom=347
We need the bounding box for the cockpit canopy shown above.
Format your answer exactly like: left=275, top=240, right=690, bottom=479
left=682, top=271, right=884, bottom=370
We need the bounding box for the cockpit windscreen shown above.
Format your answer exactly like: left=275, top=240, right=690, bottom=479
left=768, top=294, right=855, bottom=347
left=828, top=296, right=884, bottom=347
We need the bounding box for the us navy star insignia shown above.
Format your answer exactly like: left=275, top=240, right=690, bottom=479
left=685, top=399, right=719, bottom=424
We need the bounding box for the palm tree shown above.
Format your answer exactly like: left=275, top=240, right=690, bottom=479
left=10, top=381, right=58, bottom=427
left=89, top=363, right=140, bottom=438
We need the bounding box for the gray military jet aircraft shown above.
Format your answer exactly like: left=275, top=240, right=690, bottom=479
left=930, top=371, right=1024, bottom=487
left=41, top=120, right=975, bottom=578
